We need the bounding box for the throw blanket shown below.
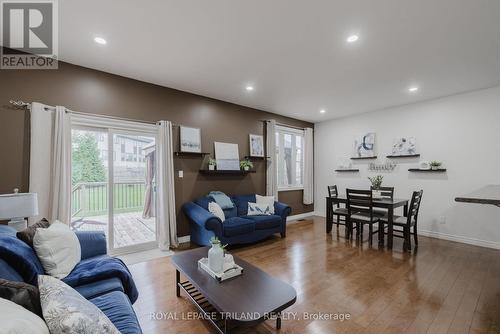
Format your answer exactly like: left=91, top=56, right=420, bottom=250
left=63, top=255, right=138, bottom=304
left=208, top=191, right=234, bottom=209
left=0, top=235, right=44, bottom=285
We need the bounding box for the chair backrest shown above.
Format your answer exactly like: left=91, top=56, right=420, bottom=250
left=371, top=186, right=394, bottom=199
left=346, top=189, right=373, bottom=219
left=407, top=190, right=424, bottom=224
left=327, top=185, right=339, bottom=198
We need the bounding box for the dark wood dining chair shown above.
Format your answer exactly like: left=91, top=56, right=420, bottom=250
left=346, top=189, right=381, bottom=246
left=327, top=185, right=349, bottom=237
left=371, top=186, right=394, bottom=216
left=380, top=190, right=423, bottom=251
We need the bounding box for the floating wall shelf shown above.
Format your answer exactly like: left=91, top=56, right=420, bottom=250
left=386, top=154, right=420, bottom=158
left=408, top=168, right=447, bottom=172
left=351, top=156, right=377, bottom=160
left=244, top=156, right=269, bottom=160
left=175, top=152, right=210, bottom=157
left=199, top=169, right=256, bottom=175
left=334, top=169, right=360, bottom=172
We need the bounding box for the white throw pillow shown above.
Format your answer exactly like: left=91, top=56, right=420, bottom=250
left=0, top=297, right=49, bottom=334
left=33, top=221, right=81, bottom=279
left=255, top=194, right=275, bottom=214
left=208, top=202, right=225, bottom=222
left=38, top=275, right=120, bottom=334
left=247, top=202, right=273, bottom=216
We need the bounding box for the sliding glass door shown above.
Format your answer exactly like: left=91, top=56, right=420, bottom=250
left=71, top=126, right=158, bottom=255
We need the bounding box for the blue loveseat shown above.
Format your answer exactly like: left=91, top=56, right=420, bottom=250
left=183, top=194, right=292, bottom=246
left=0, top=225, right=142, bottom=334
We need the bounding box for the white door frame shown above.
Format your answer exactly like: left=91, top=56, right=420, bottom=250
left=70, top=123, right=158, bottom=256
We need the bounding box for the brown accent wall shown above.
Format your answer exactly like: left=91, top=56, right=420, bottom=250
left=0, top=61, right=314, bottom=235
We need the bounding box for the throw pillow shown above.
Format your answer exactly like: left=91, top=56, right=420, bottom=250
left=208, top=202, right=225, bottom=222
left=247, top=202, right=273, bottom=216
left=38, top=275, right=120, bottom=334
left=0, top=278, right=42, bottom=316
left=33, top=221, right=81, bottom=279
left=256, top=194, right=275, bottom=214
left=17, top=218, right=51, bottom=248
left=0, top=297, right=49, bottom=334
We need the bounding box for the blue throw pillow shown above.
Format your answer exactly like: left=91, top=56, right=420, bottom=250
left=232, top=194, right=257, bottom=216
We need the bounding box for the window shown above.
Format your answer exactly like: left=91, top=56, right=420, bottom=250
left=276, top=126, right=304, bottom=190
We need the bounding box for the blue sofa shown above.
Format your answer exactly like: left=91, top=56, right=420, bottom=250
left=183, top=194, right=292, bottom=246
left=0, top=225, right=142, bottom=334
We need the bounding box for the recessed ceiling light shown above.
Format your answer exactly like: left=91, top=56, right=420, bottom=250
left=94, top=37, right=107, bottom=45
left=408, top=86, right=419, bottom=93
left=245, top=85, right=254, bottom=91
left=320, top=109, right=326, bottom=114
left=346, top=35, right=359, bottom=43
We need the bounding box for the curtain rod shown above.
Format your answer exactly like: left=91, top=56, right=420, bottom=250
left=9, top=100, right=163, bottom=126
left=260, top=119, right=307, bottom=131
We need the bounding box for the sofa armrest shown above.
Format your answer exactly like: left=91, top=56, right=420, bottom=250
left=275, top=201, right=292, bottom=220
left=76, top=231, right=107, bottom=260
left=183, top=202, right=222, bottom=232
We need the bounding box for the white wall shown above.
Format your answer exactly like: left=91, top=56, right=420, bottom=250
left=314, top=86, right=500, bottom=249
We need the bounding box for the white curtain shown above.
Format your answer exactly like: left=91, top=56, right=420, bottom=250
left=156, top=121, right=178, bottom=250
left=29, top=103, right=71, bottom=224
left=303, top=127, right=314, bottom=205
left=266, top=120, right=278, bottom=200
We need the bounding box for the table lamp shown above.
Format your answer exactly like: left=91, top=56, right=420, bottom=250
left=0, top=189, right=39, bottom=231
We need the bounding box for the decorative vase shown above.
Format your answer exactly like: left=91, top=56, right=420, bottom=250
left=209, top=165, right=215, bottom=170
left=244, top=166, right=249, bottom=171
left=372, top=189, right=382, bottom=198
left=208, top=240, right=224, bottom=273
left=431, top=166, right=439, bottom=170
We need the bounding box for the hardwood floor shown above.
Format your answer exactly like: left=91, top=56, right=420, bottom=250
left=129, top=216, right=500, bottom=334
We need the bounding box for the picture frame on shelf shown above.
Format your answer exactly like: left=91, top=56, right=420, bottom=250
left=353, top=132, right=376, bottom=158
left=180, top=126, right=202, bottom=153
left=214, top=142, right=240, bottom=170
left=249, top=134, right=264, bottom=157
left=390, top=136, right=418, bottom=156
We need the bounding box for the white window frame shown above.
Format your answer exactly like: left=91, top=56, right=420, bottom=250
left=276, top=125, right=305, bottom=191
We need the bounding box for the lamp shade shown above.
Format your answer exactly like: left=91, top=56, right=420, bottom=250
left=0, top=193, right=39, bottom=219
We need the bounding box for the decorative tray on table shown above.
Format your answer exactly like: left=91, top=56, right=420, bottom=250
left=198, top=258, right=244, bottom=282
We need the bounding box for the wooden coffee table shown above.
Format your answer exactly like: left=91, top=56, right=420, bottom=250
left=172, top=247, right=297, bottom=333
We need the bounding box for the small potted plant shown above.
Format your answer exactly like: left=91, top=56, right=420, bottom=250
left=368, top=175, right=384, bottom=198
left=208, top=158, right=216, bottom=170
left=430, top=161, right=442, bottom=170
left=240, top=159, right=253, bottom=171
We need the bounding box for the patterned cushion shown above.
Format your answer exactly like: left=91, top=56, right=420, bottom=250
left=208, top=202, right=225, bottom=221
left=255, top=195, right=275, bottom=214
left=247, top=202, right=273, bottom=216
left=38, top=275, right=120, bottom=334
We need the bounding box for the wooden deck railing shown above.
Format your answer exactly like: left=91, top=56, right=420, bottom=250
left=71, top=181, right=147, bottom=218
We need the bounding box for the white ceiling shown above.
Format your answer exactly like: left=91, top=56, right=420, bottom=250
left=59, top=0, right=500, bottom=123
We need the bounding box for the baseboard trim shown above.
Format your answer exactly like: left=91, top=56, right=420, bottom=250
left=178, top=235, right=190, bottom=244
left=287, top=211, right=316, bottom=221
left=418, top=229, right=500, bottom=250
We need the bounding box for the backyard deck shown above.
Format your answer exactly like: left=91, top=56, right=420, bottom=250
left=72, top=212, right=156, bottom=248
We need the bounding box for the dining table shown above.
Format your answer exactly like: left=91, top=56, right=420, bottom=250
left=326, top=196, right=409, bottom=249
